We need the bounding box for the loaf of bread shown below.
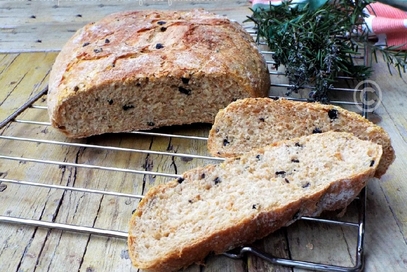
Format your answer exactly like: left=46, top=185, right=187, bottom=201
left=47, top=9, right=270, bottom=138
left=128, top=131, right=382, bottom=272
left=207, top=98, right=395, bottom=178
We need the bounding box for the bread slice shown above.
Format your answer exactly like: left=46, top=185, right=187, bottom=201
left=128, top=131, right=382, bottom=272
left=47, top=9, right=270, bottom=138
left=207, top=98, right=395, bottom=178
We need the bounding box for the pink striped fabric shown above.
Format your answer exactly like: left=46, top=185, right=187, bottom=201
left=366, top=2, right=407, bottom=49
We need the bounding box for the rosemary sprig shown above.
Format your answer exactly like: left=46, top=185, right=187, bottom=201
left=248, top=0, right=407, bottom=103
left=374, top=45, right=407, bottom=76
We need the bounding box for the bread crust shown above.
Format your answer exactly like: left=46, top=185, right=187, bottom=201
left=128, top=132, right=382, bottom=272
left=207, top=98, right=395, bottom=178
left=129, top=177, right=365, bottom=272
left=47, top=9, right=270, bottom=138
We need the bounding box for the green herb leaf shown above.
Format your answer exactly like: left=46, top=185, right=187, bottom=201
left=248, top=0, right=407, bottom=102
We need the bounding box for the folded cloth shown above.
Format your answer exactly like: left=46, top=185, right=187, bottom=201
left=251, top=0, right=407, bottom=50
left=365, top=2, right=407, bottom=49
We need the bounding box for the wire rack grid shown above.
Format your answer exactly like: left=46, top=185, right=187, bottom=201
left=0, top=28, right=373, bottom=272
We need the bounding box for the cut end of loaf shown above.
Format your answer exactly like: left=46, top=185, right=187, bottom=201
left=50, top=75, right=257, bottom=138
left=128, top=131, right=382, bottom=272
left=207, top=97, right=395, bottom=178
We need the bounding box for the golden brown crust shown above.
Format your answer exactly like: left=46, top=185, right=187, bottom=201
left=129, top=171, right=375, bottom=272
left=207, top=98, right=395, bottom=178
left=47, top=9, right=270, bottom=138
left=128, top=132, right=382, bottom=272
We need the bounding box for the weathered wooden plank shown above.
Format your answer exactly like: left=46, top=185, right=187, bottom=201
left=0, top=52, right=56, bottom=121
left=0, top=53, right=19, bottom=74
left=0, top=136, right=86, bottom=272
left=76, top=134, right=153, bottom=272
left=363, top=178, right=407, bottom=271
left=368, top=60, right=407, bottom=239
left=0, top=0, right=252, bottom=52
left=288, top=217, right=358, bottom=271
left=247, top=229, right=293, bottom=272
left=0, top=128, right=156, bottom=271
left=204, top=254, right=247, bottom=272
left=1, top=0, right=251, bottom=21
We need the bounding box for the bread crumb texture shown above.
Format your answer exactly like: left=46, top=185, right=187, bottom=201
left=207, top=98, right=395, bottom=178
left=47, top=9, right=270, bottom=138
left=128, top=131, right=382, bottom=272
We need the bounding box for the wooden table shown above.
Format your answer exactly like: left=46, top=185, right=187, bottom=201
left=1, top=1, right=407, bottom=271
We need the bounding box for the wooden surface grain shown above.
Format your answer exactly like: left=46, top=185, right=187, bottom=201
left=0, top=0, right=251, bottom=53
left=1, top=1, right=407, bottom=272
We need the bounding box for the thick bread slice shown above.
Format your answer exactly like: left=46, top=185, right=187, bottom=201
left=47, top=9, right=270, bottom=138
left=207, top=98, right=395, bottom=178
left=128, top=131, right=382, bottom=272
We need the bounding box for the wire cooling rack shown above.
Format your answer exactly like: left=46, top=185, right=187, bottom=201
left=0, top=27, right=372, bottom=272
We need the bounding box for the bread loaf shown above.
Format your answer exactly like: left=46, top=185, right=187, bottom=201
left=47, top=9, right=270, bottom=138
left=128, top=131, right=382, bottom=272
left=207, top=98, right=395, bottom=178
